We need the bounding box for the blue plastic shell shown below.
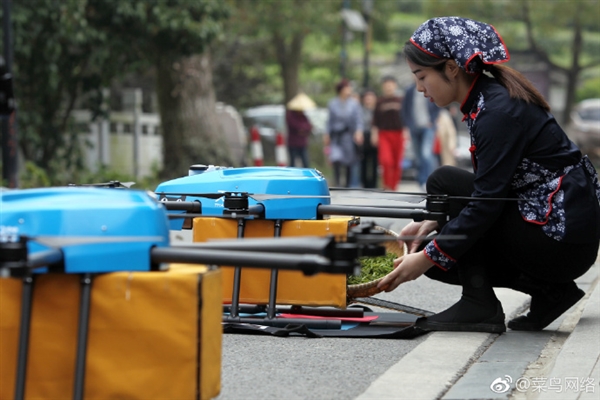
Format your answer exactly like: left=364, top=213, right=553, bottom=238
left=155, top=167, right=330, bottom=226
left=0, top=187, right=170, bottom=273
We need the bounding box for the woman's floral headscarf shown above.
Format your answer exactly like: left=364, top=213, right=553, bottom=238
left=409, top=16, right=510, bottom=74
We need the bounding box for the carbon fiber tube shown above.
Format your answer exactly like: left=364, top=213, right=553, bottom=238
left=14, top=276, right=33, bottom=400
left=161, top=201, right=201, bottom=212
left=317, top=204, right=445, bottom=221
left=27, top=249, right=64, bottom=269
left=150, top=247, right=357, bottom=275
left=176, top=236, right=335, bottom=254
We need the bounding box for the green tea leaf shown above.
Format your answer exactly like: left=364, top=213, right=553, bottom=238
left=347, top=253, right=397, bottom=285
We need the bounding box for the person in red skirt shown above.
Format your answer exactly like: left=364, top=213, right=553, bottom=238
left=371, top=76, right=405, bottom=191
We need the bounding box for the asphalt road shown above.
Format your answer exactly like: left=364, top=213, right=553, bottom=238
left=216, top=181, right=464, bottom=400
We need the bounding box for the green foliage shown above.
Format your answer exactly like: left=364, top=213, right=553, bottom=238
left=7, top=0, right=111, bottom=181
left=86, top=0, right=229, bottom=59
left=2, top=0, right=230, bottom=186
left=19, top=161, right=51, bottom=189
left=388, top=12, right=426, bottom=45
left=6, top=0, right=599, bottom=186
left=396, top=1, right=423, bottom=14
left=212, top=36, right=276, bottom=109
left=226, top=0, right=338, bottom=38
left=214, top=0, right=344, bottom=108
left=18, top=160, right=164, bottom=191
left=422, top=0, right=502, bottom=21
left=577, top=76, right=600, bottom=101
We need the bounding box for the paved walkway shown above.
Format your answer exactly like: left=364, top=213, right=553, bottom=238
left=356, top=259, right=600, bottom=400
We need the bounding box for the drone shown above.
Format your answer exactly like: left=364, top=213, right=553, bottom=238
left=0, top=185, right=408, bottom=400
left=3, top=165, right=515, bottom=398
left=153, top=165, right=523, bottom=326
left=155, top=165, right=524, bottom=226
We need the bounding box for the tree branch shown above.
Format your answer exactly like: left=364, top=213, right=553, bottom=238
left=521, top=1, right=569, bottom=74
left=581, top=59, right=600, bottom=70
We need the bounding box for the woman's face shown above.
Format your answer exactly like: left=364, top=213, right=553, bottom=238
left=363, top=92, right=377, bottom=108
left=339, top=85, right=352, bottom=98
left=407, top=60, right=458, bottom=108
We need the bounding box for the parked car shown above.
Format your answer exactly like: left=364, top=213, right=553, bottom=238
left=242, top=104, right=327, bottom=165
left=243, top=105, right=286, bottom=140
left=567, top=98, right=600, bottom=165
left=243, top=104, right=329, bottom=140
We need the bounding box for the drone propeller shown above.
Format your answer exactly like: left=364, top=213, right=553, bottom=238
left=176, top=224, right=465, bottom=253
left=157, top=188, right=529, bottom=206
left=69, top=181, right=136, bottom=189
left=329, top=187, right=427, bottom=204
left=329, top=187, right=530, bottom=203
left=156, top=191, right=225, bottom=199
left=155, top=190, right=330, bottom=202
left=164, top=201, right=440, bottom=221
left=23, top=235, right=167, bottom=248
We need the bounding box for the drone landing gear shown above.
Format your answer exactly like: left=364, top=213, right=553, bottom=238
left=2, top=237, right=93, bottom=400
left=73, top=273, right=93, bottom=400
left=14, top=275, right=33, bottom=400
left=220, top=220, right=435, bottom=330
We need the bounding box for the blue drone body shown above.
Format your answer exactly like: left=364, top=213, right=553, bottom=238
left=0, top=187, right=170, bottom=274
left=155, top=166, right=331, bottom=229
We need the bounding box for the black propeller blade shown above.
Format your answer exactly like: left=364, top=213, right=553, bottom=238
left=68, top=181, right=136, bottom=188
left=328, top=187, right=530, bottom=202
left=155, top=190, right=330, bottom=201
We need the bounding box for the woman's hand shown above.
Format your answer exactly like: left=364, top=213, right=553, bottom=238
left=376, top=251, right=433, bottom=292
left=370, top=128, right=378, bottom=147
left=399, top=220, right=439, bottom=253
left=354, top=130, right=364, bottom=146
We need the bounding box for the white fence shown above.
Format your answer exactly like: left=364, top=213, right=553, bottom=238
left=73, top=109, right=162, bottom=179
left=72, top=89, right=247, bottom=179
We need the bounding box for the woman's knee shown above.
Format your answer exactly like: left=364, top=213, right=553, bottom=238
left=426, top=166, right=460, bottom=192
left=426, top=166, right=475, bottom=195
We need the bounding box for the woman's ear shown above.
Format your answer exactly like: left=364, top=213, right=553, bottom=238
left=445, top=60, right=460, bottom=79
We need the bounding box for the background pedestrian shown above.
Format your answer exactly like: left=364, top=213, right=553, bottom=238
left=402, top=82, right=441, bottom=190
left=324, top=79, right=363, bottom=187
left=435, top=107, right=457, bottom=167
left=285, top=93, right=315, bottom=168
left=360, top=89, right=379, bottom=188
left=371, top=76, right=405, bottom=191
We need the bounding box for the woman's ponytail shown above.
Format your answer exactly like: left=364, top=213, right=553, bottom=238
left=487, top=65, right=551, bottom=112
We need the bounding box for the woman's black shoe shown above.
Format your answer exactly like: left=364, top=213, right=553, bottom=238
left=508, top=281, right=585, bottom=331
left=415, top=298, right=506, bottom=333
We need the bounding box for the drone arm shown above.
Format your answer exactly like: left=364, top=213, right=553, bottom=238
left=175, top=236, right=335, bottom=255
left=161, top=201, right=201, bottom=212
left=317, top=204, right=444, bottom=221
left=0, top=249, right=64, bottom=278
left=150, top=247, right=357, bottom=276
left=26, top=249, right=64, bottom=270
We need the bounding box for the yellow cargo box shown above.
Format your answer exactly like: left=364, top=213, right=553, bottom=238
left=193, top=217, right=355, bottom=309
left=0, top=265, right=221, bottom=400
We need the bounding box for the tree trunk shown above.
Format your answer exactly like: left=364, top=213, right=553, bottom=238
left=561, top=6, right=583, bottom=124
left=156, top=52, right=231, bottom=180
left=522, top=1, right=582, bottom=125
left=273, top=32, right=303, bottom=104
